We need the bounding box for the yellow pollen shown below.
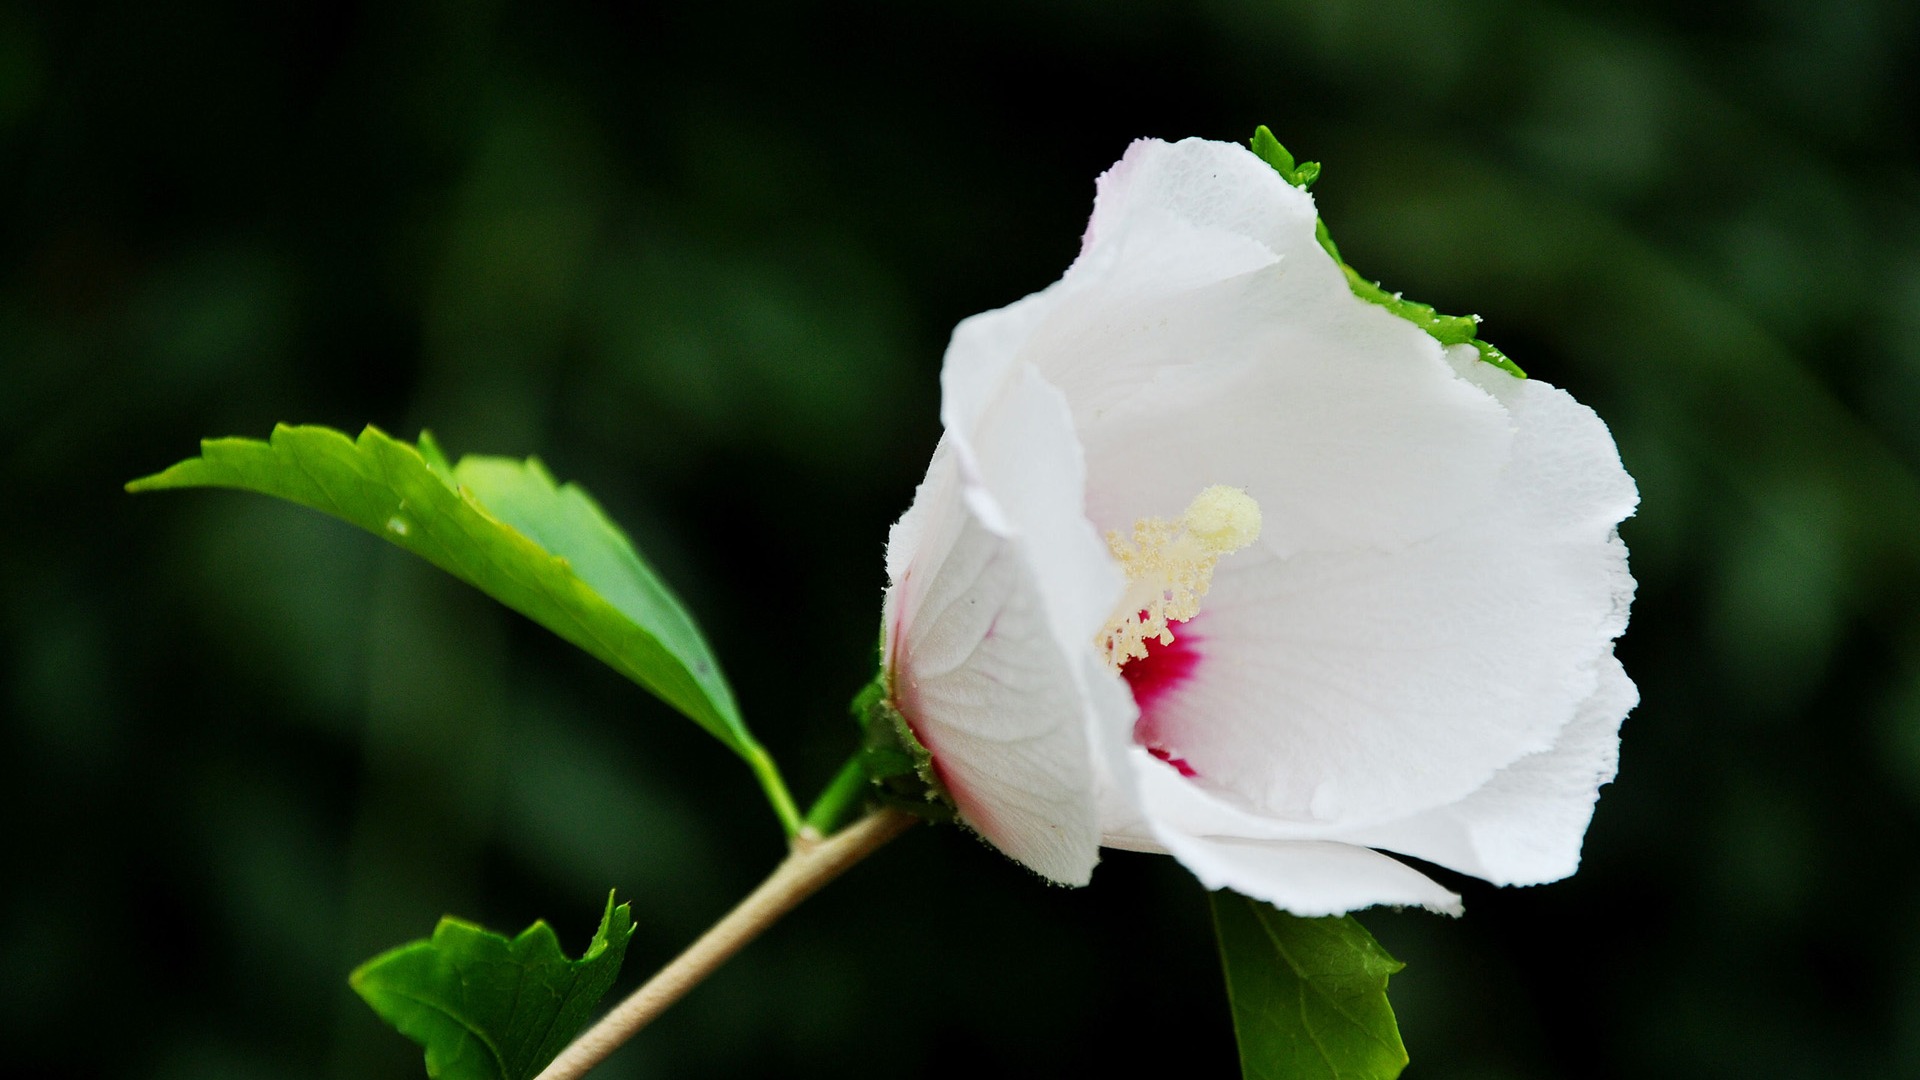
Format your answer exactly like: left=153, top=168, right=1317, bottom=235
left=1099, top=485, right=1262, bottom=667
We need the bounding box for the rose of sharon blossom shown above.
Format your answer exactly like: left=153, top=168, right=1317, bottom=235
left=879, top=136, right=1638, bottom=916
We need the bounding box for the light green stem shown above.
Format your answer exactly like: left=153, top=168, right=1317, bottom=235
left=743, top=742, right=803, bottom=837
left=799, top=753, right=870, bottom=837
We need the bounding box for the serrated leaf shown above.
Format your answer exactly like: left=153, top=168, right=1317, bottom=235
left=1210, top=891, right=1409, bottom=1080
left=127, top=424, right=753, bottom=756
left=1251, top=124, right=1525, bottom=378
left=351, top=892, right=635, bottom=1080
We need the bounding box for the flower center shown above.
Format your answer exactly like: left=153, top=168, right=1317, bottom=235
left=1098, top=485, right=1262, bottom=668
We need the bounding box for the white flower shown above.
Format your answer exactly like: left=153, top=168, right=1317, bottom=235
left=880, top=136, right=1637, bottom=916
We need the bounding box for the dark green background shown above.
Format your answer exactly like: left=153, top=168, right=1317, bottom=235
left=7, top=1, right=1920, bottom=1076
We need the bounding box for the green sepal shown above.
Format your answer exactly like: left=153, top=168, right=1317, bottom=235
left=1251, top=125, right=1526, bottom=379
left=350, top=892, right=636, bottom=1080
left=1211, top=890, right=1409, bottom=1080
left=851, top=670, right=955, bottom=823
left=126, top=423, right=800, bottom=834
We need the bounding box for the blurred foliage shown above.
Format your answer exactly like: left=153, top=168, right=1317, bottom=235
left=5, top=1, right=1920, bottom=1077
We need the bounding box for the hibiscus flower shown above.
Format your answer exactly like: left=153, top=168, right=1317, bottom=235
left=879, top=134, right=1637, bottom=916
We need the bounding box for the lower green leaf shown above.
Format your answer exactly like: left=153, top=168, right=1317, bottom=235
left=351, top=892, right=636, bottom=1080
left=1210, top=891, right=1408, bottom=1080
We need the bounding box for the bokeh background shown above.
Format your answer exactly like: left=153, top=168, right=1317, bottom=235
left=7, top=1, right=1920, bottom=1076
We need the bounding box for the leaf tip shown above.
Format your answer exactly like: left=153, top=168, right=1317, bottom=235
left=586, top=889, right=638, bottom=961
left=1249, top=125, right=1319, bottom=189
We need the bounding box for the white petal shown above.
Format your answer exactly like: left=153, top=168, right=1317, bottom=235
left=1443, top=341, right=1642, bottom=542
left=1128, top=362, right=1636, bottom=827
left=1020, top=138, right=1516, bottom=554
left=1103, top=744, right=1322, bottom=853
left=947, top=360, right=1125, bottom=658
left=1077, top=137, right=1304, bottom=289
left=1110, top=747, right=1461, bottom=915
left=884, top=362, right=1133, bottom=884
left=885, top=457, right=1098, bottom=882
left=1338, top=653, right=1638, bottom=885
left=884, top=438, right=949, bottom=584
left=1162, top=832, right=1462, bottom=917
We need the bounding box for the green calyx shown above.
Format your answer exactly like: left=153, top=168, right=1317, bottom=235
left=851, top=672, right=956, bottom=824
left=1250, top=125, right=1526, bottom=379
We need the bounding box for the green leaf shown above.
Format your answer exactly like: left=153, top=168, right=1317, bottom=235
left=127, top=424, right=799, bottom=832
left=351, top=892, right=636, bottom=1080
left=1250, top=125, right=1525, bottom=379
left=449, top=453, right=739, bottom=734
left=1210, top=891, right=1409, bottom=1080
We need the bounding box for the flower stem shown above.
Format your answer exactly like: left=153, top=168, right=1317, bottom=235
left=799, top=752, right=870, bottom=837
left=533, top=807, right=917, bottom=1080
